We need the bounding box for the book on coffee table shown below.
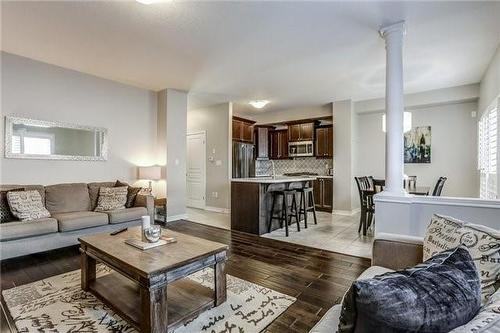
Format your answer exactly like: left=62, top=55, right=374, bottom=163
left=125, top=238, right=167, bottom=250
left=125, top=235, right=177, bottom=250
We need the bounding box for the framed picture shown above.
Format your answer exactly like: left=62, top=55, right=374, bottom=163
left=404, top=126, right=431, bottom=163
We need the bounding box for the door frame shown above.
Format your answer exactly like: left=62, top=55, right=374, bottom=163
left=186, top=131, right=207, bottom=209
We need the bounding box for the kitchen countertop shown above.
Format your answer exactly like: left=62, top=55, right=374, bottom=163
left=231, top=176, right=317, bottom=183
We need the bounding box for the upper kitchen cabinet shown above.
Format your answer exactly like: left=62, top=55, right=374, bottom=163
left=255, top=126, right=272, bottom=160
left=232, top=117, right=255, bottom=143
left=288, top=122, right=314, bottom=142
left=315, top=125, right=333, bottom=158
left=269, top=129, right=288, bottom=159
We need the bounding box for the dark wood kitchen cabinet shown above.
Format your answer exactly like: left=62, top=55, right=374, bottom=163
left=255, top=126, right=272, bottom=159
left=232, top=117, right=255, bottom=143
left=313, top=177, right=333, bottom=212
left=269, top=129, right=288, bottom=159
left=316, top=125, right=333, bottom=158
left=288, top=122, right=314, bottom=142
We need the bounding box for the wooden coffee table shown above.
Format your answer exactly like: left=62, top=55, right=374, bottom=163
left=78, top=227, right=228, bottom=333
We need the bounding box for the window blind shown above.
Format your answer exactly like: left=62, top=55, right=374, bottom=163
left=478, top=106, right=498, bottom=199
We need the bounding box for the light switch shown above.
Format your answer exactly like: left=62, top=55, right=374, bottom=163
left=212, top=148, right=216, bottom=154
left=175, top=159, right=179, bottom=166
left=216, top=160, right=222, bottom=166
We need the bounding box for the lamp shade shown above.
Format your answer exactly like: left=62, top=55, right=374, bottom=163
left=138, top=166, right=162, bottom=180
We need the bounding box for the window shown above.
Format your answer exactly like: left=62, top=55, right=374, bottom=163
left=478, top=105, right=498, bottom=199
left=23, top=137, right=52, bottom=155
left=11, top=131, right=54, bottom=155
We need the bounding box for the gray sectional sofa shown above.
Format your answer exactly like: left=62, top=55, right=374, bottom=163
left=0, top=181, right=154, bottom=260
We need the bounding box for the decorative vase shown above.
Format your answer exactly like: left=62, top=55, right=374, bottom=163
left=143, top=225, right=162, bottom=243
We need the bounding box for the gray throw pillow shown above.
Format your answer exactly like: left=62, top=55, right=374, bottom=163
left=338, top=246, right=481, bottom=333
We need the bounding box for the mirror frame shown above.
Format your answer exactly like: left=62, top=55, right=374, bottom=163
left=4, top=116, right=108, bottom=161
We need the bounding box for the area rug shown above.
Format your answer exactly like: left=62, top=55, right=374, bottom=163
left=2, top=265, right=295, bottom=333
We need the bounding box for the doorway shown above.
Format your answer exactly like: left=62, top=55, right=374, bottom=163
left=186, top=132, right=206, bottom=209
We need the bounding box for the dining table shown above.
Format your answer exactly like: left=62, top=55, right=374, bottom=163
left=407, top=186, right=431, bottom=195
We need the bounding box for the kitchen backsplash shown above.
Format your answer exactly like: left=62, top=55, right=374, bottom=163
left=256, top=158, right=333, bottom=176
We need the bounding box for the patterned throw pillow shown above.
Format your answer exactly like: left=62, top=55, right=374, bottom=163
left=450, top=288, right=500, bottom=332
left=424, top=214, right=500, bottom=303
left=0, top=188, right=24, bottom=223
left=338, top=246, right=481, bottom=333
left=95, top=186, right=128, bottom=211
left=6, top=190, right=51, bottom=221
left=114, top=180, right=142, bottom=208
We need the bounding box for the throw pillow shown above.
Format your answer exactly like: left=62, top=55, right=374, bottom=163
left=114, top=180, right=142, bottom=208
left=6, top=190, right=51, bottom=221
left=0, top=188, right=24, bottom=223
left=450, top=288, right=500, bottom=332
left=423, top=214, right=500, bottom=302
left=338, top=246, right=481, bottom=333
left=95, top=186, right=128, bottom=211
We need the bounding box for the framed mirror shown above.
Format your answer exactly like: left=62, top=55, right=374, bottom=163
left=4, top=116, right=108, bottom=161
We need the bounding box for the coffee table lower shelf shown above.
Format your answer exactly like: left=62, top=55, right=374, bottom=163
left=89, top=272, right=215, bottom=331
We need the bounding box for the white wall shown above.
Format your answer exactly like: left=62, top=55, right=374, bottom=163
left=333, top=100, right=358, bottom=212
left=158, top=89, right=188, bottom=220
left=375, top=194, right=500, bottom=238
left=187, top=103, right=231, bottom=210
left=356, top=101, right=479, bottom=198
left=479, top=45, right=500, bottom=115
left=1, top=52, right=157, bottom=185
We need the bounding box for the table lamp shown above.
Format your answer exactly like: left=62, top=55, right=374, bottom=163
left=138, top=166, right=162, bottom=192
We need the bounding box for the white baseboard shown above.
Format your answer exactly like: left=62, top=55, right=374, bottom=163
left=166, top=213, right=189, bottom=222
left=204, top=206, right=230, bottom=214
left=332, top=208, right=360, bottom=216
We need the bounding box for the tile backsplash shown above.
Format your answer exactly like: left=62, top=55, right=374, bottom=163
left=256, top=158, right=333, bottom=176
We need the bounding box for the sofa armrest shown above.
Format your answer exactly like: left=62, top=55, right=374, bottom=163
left=134, top=194, right=155, bottom=220
left=372, top=233, right=424, bottom=270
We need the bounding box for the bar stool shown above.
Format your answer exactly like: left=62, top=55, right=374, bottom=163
left=267, top=189, right=300, bottom=237
left=296, top=183, right=317, bottom=228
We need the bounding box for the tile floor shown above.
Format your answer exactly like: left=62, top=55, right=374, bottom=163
left=186, top=208, right=373, bottom=258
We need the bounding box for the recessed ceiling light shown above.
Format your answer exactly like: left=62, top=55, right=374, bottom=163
left=136, top=0, right=159, bottom=4
left=249, top=100, right=270, bottom=109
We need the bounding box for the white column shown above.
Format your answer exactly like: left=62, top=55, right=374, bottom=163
left=158, top=88, right=188, bottom=221
left=380, top=21, right=406, bottom=195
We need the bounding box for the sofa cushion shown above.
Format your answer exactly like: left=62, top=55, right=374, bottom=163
left=53, top=211, right=108, bottom=232
left=339, top=246, right=481, bottom=333
left=95, top=186, right=128, bottom=211
left=88, top=182, right=115, bottom=210
left=0, top=218, right=58, bottom=241
left=424, top=214, right=500, bottom=302
left=45, top=183, right=91, bottom=214
left=105, top=207, right=147, bottom=224
left=1, top=185, right=45, bottom=203
left=7, top=190, right=51, bottom=221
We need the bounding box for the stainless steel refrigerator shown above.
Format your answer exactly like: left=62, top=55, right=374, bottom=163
left=232, top=142, right=255, bottom=178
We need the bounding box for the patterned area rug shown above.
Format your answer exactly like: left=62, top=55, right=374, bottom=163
left=2, top=266, right=296, bottom=333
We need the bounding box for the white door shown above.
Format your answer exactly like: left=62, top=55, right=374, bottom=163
left=186, top=132, right=206, bottom=208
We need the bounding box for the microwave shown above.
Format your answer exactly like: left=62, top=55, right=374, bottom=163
left=289, top=141, right=314, bottom=157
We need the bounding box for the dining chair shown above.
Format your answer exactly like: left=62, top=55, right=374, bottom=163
left=354, top=176, right=375, bottom=236
left=431, top=177, right=447, bottom=196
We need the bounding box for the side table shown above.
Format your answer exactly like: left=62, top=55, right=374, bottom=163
left=154, top=197, right=167, bottom=225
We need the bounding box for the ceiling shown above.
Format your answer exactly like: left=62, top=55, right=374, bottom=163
left=2, top=1, right=499, bottom=114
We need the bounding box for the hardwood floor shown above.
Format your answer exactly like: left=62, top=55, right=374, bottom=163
left=0, top=220, right=370, bottom=333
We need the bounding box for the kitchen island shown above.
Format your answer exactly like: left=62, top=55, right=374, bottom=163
left=231, top=176, right=316, bottom=235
